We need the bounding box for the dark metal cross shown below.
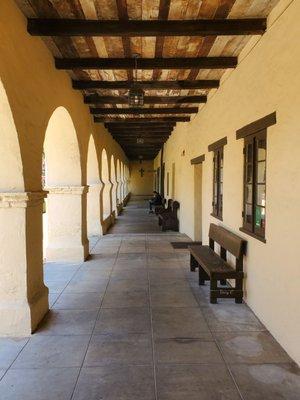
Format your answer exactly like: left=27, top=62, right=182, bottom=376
left=139, top=168, right=145, bottom=177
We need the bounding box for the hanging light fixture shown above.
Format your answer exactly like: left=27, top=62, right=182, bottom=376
left=128, top=54, right=144, bottom=108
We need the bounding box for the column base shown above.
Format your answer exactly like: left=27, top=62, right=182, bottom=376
left=46, top=240, right=89, bottom=263
left=0, top=285, right=49, bottom=336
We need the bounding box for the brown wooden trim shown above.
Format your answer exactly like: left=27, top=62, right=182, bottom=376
left=55, top=57, right=237, bottom=70
left=239, top=227, right=266, bottom=243
left=208, top=136, right=227, bottom=152
left=85, top=95, right=207, bottom=105
left=73, top=80, right=220, bottom=90
left=95, top=117, right=190, bottom=123
left=90, top=107, right=198, bottom=115
left=236, top=112, right=276, bottom=139
left=190, top=154, right=205, bottom=165
left=210, top=213, right=223, bottom=222
left=28, top=18, right=266, bottom=37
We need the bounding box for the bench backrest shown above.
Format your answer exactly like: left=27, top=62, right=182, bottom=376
left=167, top=198, right=173, bottom=210
left=209, top=223, right=246, bottom=260
left=172, top=201, right=180, bottom=216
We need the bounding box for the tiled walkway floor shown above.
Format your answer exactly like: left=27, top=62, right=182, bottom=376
left=0, top=200, right=299, bottom=399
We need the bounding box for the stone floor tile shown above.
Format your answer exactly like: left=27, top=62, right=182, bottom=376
left=156, top=364, right=240, bottom=400
left=95, top=307, right=151, bottom=334
left=44, top=280, right=68, bottom=294
left=52, top=292, right=103, bottom=310
left=84, top=333, right=153, bottom=366
left=0, top=338, right=29, bottom=368
left=150, top=278, right=191, bottom=290
left=72, top=365, right=155, bottom=400
left=43, top=263, right=79, bottom=281
left=151, top=289, right=198, bottom=308
left=230, top=363, right=300, bottom=400
left=12, top=335, right=90, bottom=368
left=106, top=278, right=148, bottom=292
left=64, top=277, right=108, bottom=294
left=152, top=307, right=211, bottom=338
left=215, top=331, right=292, bottom=364
left=202, top=302, right=266, bottom=332
left=114, top=260, right=147, bottom=269
left=0, top=367, right=79, bottom=400
left=111, top=268, right=148, bottom=279
left=117, top=253, right=147, bottom=262
left=73, top=268, right=112, bottom=280
left=155, top=337, right=223, bottom=364
left=148, top=269, right=185, bottom=280
left=102, top=290, right=149, bottom=308
left=48, top=293, right=60, bottom=307
left=37, top=309, right=98, bottom=335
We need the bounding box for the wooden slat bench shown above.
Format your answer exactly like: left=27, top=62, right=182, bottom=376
left=158, top=200, right=180, bottom=231
left=189, top=223, right=247, bottom=304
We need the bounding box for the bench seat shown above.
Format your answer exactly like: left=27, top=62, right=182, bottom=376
left=189, top=245, right=243, bottom=279
left=189, top=224, right=247, bottom=304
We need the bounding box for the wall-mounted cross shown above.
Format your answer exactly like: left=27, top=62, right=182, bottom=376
left=139, top=168, right=145, bottom=177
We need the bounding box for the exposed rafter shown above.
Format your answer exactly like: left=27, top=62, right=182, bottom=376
left=73, top=80, right=220, bottom=90
left=55, top=57, right=237, bottom=70
left=90, top=107, right=198, bottom=115
left=84, top=95, right=207, bottom=105
left=28, top=18, right=266, bottom=37
left=95, top=117, right=190, bottom=123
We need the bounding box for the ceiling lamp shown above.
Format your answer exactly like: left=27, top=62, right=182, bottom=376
left=128, top=54, right=144, bottom=108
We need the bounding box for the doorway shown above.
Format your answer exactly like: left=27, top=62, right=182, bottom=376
left=194, top=163, right=203, bottom=242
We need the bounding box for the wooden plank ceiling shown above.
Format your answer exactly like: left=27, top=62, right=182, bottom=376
left=16, top=0, right=279, bottom=160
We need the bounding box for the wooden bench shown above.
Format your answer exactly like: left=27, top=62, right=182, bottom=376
left=154, top=198, right=167, bottom=215
left=189, top=223, right=247, bottom=304
left=158, top=200, right=180, bottom=231
left=157, top=199, right=173, bottom=221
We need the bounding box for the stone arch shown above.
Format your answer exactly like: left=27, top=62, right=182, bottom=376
left=87, top=135, right=102, bottom=237
left=116, top=159, right=121, bottom=205
left=44, top=106, right=81, bottom=186
left=101, top=148, right=111, bottom=220
left=110, top=155, right=117, bottom=213
left=120, top=161, right=125, bottom=201
left=0, top=78, right=48, bottom=335
left=43, top=106, right=88, bottom=262
left=0, top=79, right=24, bottom=191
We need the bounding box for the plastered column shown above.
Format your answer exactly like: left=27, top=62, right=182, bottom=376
left=87, top=183, right=103, bottom=237
left=0, top=191, right=49, bottom=336
left=46, top=186, right=89, bottom=262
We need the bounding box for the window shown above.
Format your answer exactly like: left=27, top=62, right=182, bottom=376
left=242, top=129, right=266, bottom=239
left=212, top=147, right=224, bottom=219
left=166, top=172, right=169, bottom=196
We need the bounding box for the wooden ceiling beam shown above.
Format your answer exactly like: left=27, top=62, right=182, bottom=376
left=28, top=18, right=266, bottom=37
left=90, top=107, right=198, bottom=115
left=104, top=122, right=176, bottom=128
left=55, top=57, right=237, bottom=70
left=73, top=80, right=219, bottom=90
left=85, top=95, right=206, bottom=104
left=95, top=117, right=190, bottom=123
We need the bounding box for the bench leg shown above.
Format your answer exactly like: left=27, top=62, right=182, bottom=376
left=198, top=267, right=206, bottom=285
left=210, top=278, right=217, bottom=304
left=190, top=254, right=198, bottom=272
left=220, top=279, right=227, bottom=285
left=235, top=277, right=243, bottom=304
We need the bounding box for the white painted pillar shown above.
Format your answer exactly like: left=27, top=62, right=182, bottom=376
left=45, top=186, right=89, bottom=263
left=0, top=191, right=49, bottom=336
left=87, top=183, right=103, bottom=237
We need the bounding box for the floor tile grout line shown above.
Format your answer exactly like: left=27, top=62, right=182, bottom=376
left=69, top=239, right=122, bottom=400
left=0, top=337, right=30, bottom=382
left=146, top=239, right=159, bottom=400
left=186, top=263, right=245, bottom=400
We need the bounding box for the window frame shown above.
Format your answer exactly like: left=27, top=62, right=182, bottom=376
left=211, top=146, right=224, bottom=220
left=241, top=129, right=267, bottom=242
